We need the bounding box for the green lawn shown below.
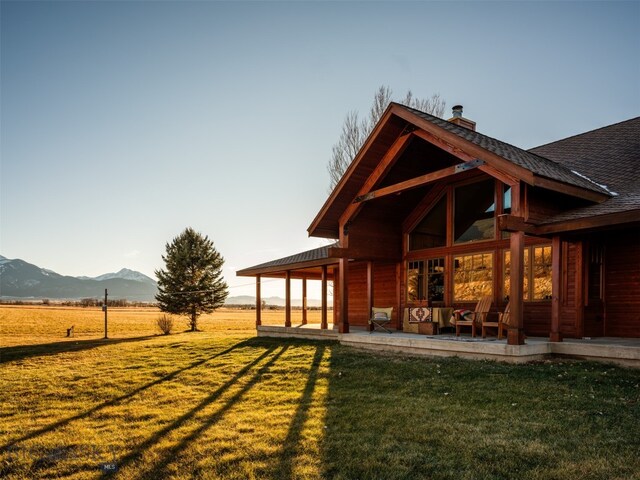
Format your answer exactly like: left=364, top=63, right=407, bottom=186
left=1, top=324, right=639, bottom=479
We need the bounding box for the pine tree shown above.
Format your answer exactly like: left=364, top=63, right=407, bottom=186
left=155, top=227, right=228, bottom=331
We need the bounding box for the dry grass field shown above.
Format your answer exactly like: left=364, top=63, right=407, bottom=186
left=0, top=305, right=323, bottom=347
left=1, top=305, right=639, bottom=480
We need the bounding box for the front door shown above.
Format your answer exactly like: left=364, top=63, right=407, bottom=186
left=583, top=242, right=605, bottom=337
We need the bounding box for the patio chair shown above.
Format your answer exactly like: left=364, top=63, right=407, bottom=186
left=454, top=296, right=492, bottom=337
left=482, top=302, right=511, bottom=339
left=369, top=307, right=393, bottom=334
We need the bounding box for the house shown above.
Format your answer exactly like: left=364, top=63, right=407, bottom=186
left=237, top=103, right=640, bottom=346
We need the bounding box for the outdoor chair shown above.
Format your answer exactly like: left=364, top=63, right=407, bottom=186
left=369, top=307, right=393, bottom=334
left=454, top=296, right=492, bottom=337
left=482, top=302, right=511, bottom=339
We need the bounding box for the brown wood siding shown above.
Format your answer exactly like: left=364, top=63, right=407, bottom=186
left=526, top=187, right=590, bottom=224
left=346, top=261, right=399, bottom=327
left=605, top=230, right=640, bottom=337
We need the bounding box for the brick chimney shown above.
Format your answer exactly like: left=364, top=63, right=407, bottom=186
left=448, top=105, right=476, bottom=131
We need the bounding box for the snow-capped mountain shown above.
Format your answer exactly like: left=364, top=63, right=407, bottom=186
left=93, top=268, right=155, bottom=283
left=0, top=256, right=157, bottom=301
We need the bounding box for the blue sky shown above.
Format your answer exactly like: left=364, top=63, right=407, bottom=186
left=1, top=1, right=638, bottom=299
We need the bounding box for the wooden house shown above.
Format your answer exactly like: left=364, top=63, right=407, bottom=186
left=237, top=104, right=640, bottom=345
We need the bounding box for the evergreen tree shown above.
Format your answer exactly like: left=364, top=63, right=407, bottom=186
left=155, top=227, right=228, bottom=331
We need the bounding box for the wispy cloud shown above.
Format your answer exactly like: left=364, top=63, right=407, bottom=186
left=124, top=250, right=140, bottom=258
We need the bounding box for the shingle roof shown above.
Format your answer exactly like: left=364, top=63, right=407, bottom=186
left=528, top=117, right=640, bottom=224
left=236, top=243, right=337, bottom=276
left=401, top=104, right=612, bottom=195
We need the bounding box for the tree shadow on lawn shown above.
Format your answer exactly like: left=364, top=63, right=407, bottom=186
left=0, top=335, right=158, bottom=364
left=1, top=338, right=263, bottom=452
left=271, top=344, right=326, bottom=479
left=114, top=343, right=290, bottom=479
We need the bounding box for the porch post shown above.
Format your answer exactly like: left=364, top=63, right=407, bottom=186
left=339, top=257, right=349, bottom=333
left=285, top=270, right=292, bottom=327
left=550, top=235, right=563, bottom=342
left=321, top=265, right=328, bottom=329
left=302, top=276, right=308, bottom=325
left=256, top=274, right=262, bottom=327
left=367, top=261, right=374, bottom=331
left=508, top=230, right=526, bottom=345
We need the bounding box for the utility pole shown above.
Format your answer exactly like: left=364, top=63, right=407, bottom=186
left=103, top=288, right=108, bottom=339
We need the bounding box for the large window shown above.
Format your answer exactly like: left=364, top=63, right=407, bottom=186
left=407, top=258, right=445, bottom=303
left=409, top=195, right=447, bottom=250
left=454, top=179, right=495, bottom=244
left=503, top=245, right=552, bottom=301
left=454, top=253, right=493, bottom=301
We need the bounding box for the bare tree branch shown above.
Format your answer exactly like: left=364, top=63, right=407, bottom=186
left=328, top=85, right=445, bottom=191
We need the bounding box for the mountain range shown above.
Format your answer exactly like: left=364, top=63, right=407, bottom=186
left=0, top=256, right=323, bottom=306
left=0, top=256, right=158, bottom=301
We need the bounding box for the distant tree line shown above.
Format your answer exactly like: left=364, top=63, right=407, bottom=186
left=0, top=299, right=154, bottom=307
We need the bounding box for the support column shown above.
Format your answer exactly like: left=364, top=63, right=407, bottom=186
left=339, top=257, right=349, bottom=333
left=321, top=265, right=328, bottom=330
left=367, top=261, right=374, bottom=332
left=508, top=230, right=526, bottom=345
left=256, top=274, right=262, bottom=327
left=285, top=270, right=292, bottom=327
left=550, top=236, right=563, bottom=342
left=302, top=277, right=308, bottom=325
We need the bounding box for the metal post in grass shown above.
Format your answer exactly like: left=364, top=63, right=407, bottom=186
left=103, top=288, right=108, bottom=339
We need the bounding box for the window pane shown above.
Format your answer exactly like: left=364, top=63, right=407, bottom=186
left=532, top=246, right=552, bottom=300
left=454, top=253, right=493, bottom=301
left=454, top=180, right=495, bottom=244
left=407, top=261, right=424, bottom=302
left=426, top=258, right=445, bottom=302
left=501, top=185, right=512, bottom=239
left=504, top=249, right=529, bottom=301
left=409, top=195, right=447, bottom=250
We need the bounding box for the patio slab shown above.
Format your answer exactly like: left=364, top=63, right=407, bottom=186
left=256, top=324, right=640, bottom=367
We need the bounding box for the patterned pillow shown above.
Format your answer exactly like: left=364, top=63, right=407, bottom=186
left=371, top=307, right=393, bottom=321
left=409, top=307, right=432, bottom=323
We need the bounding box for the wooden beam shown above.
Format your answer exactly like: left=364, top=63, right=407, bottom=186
left=321, top=265, right=328, bottom=330
left=497, top=214, right=538, bottom=235
left=534, top=210, right=640, bottom=235
left=508, top=182, right=526, bottom=346
left=285, top=270, right=291, bottom=327
left=339, top=132, right=413, bottom=226
left=328, top=246, right=401, bottom=261
left=532, top=176, right=610, bottom=203
left=302, top=277, right=307, bottom=325
left=508, top=230, right=526, bottom=345
left=339, top=257, right=349, bottom=333
left=394, top=107, right=536, bottom=185
left=550, top=236, right=563, bottom=342
left=413, top=129, right=476, bottom=162
left=354, top=159, right=485, bottom=204
left=255, top=274, right=261, bottom=327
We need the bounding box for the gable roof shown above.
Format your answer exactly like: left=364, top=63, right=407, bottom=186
left=402, top=105, right=613, bottom=195
left=528, top=117, right=640, bottom=226
left=308, top=103, right=614, bottom=238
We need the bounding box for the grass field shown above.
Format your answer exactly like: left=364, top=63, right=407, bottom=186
left=1, top=306, right=639, bottom=480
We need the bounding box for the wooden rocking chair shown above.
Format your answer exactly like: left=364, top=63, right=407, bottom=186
left=454, top=296, right=492, bottom=338
left=482, top=302, right=511, bottom=339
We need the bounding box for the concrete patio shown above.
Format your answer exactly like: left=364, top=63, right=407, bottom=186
left=256, top=324, right=640, bottom=367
